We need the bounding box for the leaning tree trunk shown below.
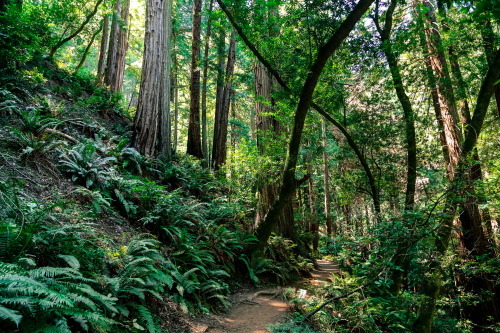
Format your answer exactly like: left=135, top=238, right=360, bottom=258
left=110, top=0, right=130, bottom=93
left=74, top=23, right=103, bottom=74
left=50, top=0, right=104, bottom=58
left=132, top=0, right=165, bottom=157
left=212, top=29, right=236, bottom=171
left=480, top=13, right=500, bottom=118
left=104, top=0, right=121, bottom=87
left=201, top=0, right=214, bottom=166
left=186, top=0, right=203, bottom=158
left=96, top=14, right=110, bottom=82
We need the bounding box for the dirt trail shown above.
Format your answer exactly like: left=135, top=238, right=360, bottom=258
left=198, top=259, right=340, bottom=333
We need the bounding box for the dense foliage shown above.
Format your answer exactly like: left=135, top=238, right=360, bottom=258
left=1, top=0, right=500, bottom=332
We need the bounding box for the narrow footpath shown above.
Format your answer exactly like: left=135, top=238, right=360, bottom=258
left=191, top=259, right=340, bottom=333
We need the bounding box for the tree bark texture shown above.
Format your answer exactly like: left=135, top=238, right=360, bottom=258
left=186, top=0, right=203, bottom=158
left=436, top=1, right=499, bottom=326
left=214, top=27, right=226, bottom=153
left=417, top=0, right=492, bottom=263
left=96, top=14, right=110, bottom=82
left=413, top=46, right=500, bottom=333
left=104, top=0, right=121, bottom=87
left=253, top=61, right=280, bottom=227
left=212, top=29, right=236, bottom=171
left=201, top=0, right=214, bottom=165
left=133, top=0, right=165, bottom=157
left=173, top=29, right=179, bottom=154
left=110, top=0, right=130, bottom=93
left=159, top=0, right=173, bottom=158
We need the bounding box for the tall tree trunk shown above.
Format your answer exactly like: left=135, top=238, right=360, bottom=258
left=414, top=47, right=500, bottom=333
left=322, top=119, right=334, bottom=236
left=186, top=0, right=203, bottom=158
left=201, top=0, right=214, bottom=166
left=253, top=60, right=276, bottom=227
left=436, top=1, right=500, bottom=326
left=374, top=0, right=416, bottom=296
left=212, top=29, right=236, bottom=171
left=412, top=1, right=500, bottom=327
left=416, top=0, right=491, bottom=263
left=96, top=14, right=110, bottom=83
left=159, top=0, right=173, bottom=158
left=214, top=26, right=226, bottom=160
left=110, top=0, right=130, bottom=93
left=132, top=0, right=165, bottom=156
left=104, top=0, right=121, bottom=87
left=173, top=28, right=179, bottom=155
left=74, top=23, right=103, bottom=74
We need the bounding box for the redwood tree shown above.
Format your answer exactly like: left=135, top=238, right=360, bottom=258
left=186, top=0, right=203, bottom=158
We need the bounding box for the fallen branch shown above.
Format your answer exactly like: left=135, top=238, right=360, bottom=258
left=45, top=128, right=77, bottom=143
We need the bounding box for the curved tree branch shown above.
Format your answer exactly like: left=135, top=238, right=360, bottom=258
left=50, top=0, right=104, bottom=57
left=217, top=0, right=380, bottom=218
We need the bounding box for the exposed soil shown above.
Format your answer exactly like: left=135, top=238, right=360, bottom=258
left=180, top=259, right=340, bottom=333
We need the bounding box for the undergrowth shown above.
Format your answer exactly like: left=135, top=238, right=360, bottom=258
left=0, top=49, right=312, bottom=332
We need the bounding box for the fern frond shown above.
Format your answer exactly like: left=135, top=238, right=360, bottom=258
left=0, top=304, right=23, bottom=326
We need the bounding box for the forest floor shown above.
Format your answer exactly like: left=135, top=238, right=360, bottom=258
left=183, top=260, right=340, bottom=333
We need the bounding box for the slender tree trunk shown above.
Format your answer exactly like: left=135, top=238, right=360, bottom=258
left=132, top=0, right=164, bottom=156
left=173, top=28, right=179, bottom=155
left=374, top=0, right=416, bottom=296
left=186, top=0, right=203, bottom=158
left=50, top=0, right=104, bottom=57
left=104, top=0, right=121, bottom=87
left=110, top=0, right=130, bottom=92
left=159, top=0, right=173, bottom=158
left=96, top=14, right=110, bottom=82
left=74, top=23, right=103, bottom=74
left=480, top=16, right=500, bottom=118
left=308, top=161, right=319, bottom=252
left=214, top=27, right=226, bottom=159
left=201, top=0, right=214, bottom=166
left=322, top=119, right=334, bottom=236
left=212, top=29, right=236, bottom=171
left=230, top=97, right=236, bottom=151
